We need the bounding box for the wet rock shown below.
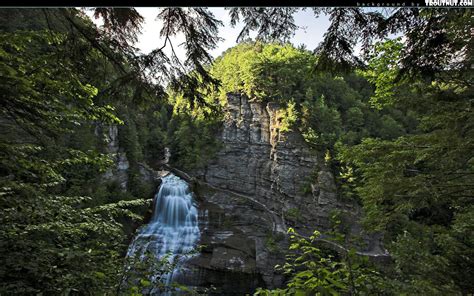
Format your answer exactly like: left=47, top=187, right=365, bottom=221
left=209, top=247, right=255, bottom=273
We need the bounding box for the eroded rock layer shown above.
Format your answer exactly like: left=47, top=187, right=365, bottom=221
left=186, top=93, right=373, bottom=290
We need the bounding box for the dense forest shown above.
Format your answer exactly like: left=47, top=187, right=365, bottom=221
left=0, top=7, right=472, bottom=296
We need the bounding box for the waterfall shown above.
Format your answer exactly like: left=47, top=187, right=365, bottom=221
left=125, top=174, right=200, bottom=295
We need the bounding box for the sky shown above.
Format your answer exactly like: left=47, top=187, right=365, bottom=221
left=85, top=8, right=331, bottom=61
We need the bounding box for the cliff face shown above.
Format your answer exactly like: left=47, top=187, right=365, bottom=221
left=95, top=124, right=158, bottom=190
left=189, top=93, right=373, bottom=289
left=96, top=125, right=130, bottom=189
left=203, top=93, right=350, bottom=230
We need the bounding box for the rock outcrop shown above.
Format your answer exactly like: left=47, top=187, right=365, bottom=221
left=202, top=93, right=352, bottom=231
left=95, top=125, right=130, bottom=189
left=188, top=93, right=375, bottom=290
left=95, top=124, right=159, bottom=190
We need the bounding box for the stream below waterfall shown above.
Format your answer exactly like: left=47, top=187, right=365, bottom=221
left=125, top=174, right=200, bottom=295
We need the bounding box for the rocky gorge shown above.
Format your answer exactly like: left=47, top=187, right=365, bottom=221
left=104, top=93, right=386, bottom=294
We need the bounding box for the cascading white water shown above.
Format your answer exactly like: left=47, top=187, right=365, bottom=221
left=126, top=174, right=200, bottom=295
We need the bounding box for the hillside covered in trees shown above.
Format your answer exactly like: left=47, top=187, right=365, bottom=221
left=0, top=7, right=472, bottom=296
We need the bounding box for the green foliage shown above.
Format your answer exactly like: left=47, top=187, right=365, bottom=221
left=285, top=208, right=301, bottom=224
left=0, top=31, right=122, bottom=137
left=0, top=192, right=149, bottom=294
left=360, top=38, right=404, bottom=109
left=119, top=116, right=143, bottom=165
left=337, top=32, right=473, bottom=293
left=164, top=91, right=223, bottom=171
left=0, top=19, right=154, bottom=295
left=301, top=95, right=342, bottom=148
left=255, top=228, right=383, bottom=296
left=212, top=42, right=316, bottom=103
left=119, top=251, right=176, bottom=295
left=300, top=182, right=313, bottom=196
left=279, top=100, right=299, bottom=133
left=265, top=232, right=286, bottom=255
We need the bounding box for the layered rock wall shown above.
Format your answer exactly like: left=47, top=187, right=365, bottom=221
left=95, top=124, right=158, bottom=190
left=185, top=93, right=368, bottom=289
left=202, top=93, right=357, bottom=234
